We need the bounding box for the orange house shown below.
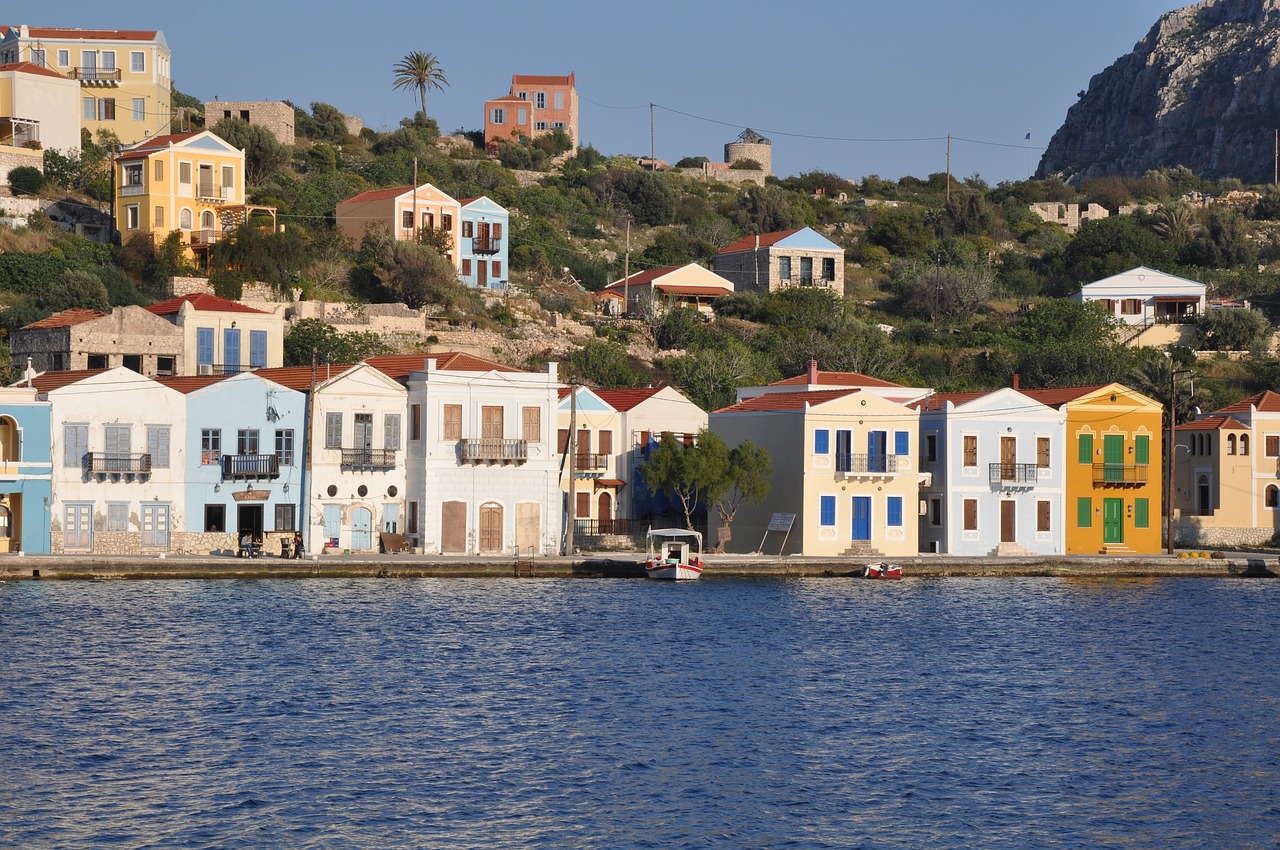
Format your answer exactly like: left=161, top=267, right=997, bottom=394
left=484, top=73, right=578, bottom=152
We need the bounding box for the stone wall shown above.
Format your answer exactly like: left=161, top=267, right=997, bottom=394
left=204, top=101, right=296, bottom=146
left=1174, top=524, right=1274, bottom=548
left=0, top=146, right=42, bottom=182
left=676, top=165, right=767, bottom=187
left=1028, top=202, right=1110, bottom=234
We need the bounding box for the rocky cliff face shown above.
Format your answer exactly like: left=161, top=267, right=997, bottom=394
left=1038, top=0, right=1280, bottom=183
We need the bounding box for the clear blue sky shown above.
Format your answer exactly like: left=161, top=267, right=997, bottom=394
left=14, top=0, right=1191, bottom=183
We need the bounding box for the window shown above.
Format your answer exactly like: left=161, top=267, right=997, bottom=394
left=835, top=429, right=852, bottom=472
left=204, top=504, right=225, bottom=533
left=58, top=49, right=69, bottom=67
left=411, top=404, right=421, bottom=440
left=516, top=91, right=527, bottom=100
left=1037, top=501, right=1051, bottom=532
left=555, top=92, right=564, bottom=110
left=131, top=98, right=145, bottom=121
left=814, top=429, right=830, bottom=454
left=443, top=404, right=462, bottom=440
left=1228, top=434, right=1237, bottom=455
left=83, top=97, right=96, bottom=121
left=237, top=429, right=260, bottom=456
left=925, top=433, right=938, bottom=463
left=107, top=503, right=129, bottom=532
left=517, top=108, right=527, bottom=126
left=481, top=406, right=503, bottom=439
left=1268, top=485, right=1280, bottom=508
left=930, top=498, right=941, bottom=526
left=1242, top=434, right=1251, bottom=455
left=146, top=425, right=170, bottom=468
left=196, top=327, right=214, bottom=365
left=402, top=210, right=414, bottom=230
left=1078, top=433, right=1094, bottom=463
left=800, top=257, right=813, bottom=283
left=409, top=501, right=419, bottom=535
left=123, top=163, right=143, bottom=186
left=461, top=220, right=473, bottom=238
left=180, top=208, right=192, bottom=229
left=1121, top=298, right=1142, bottom=315
left=552, top=121, right=565, bottom=129
left=492, top=260, right=502, bottom=278
left=64, top=425, right=88, bottom=468
left=1266, top=435, right=1279, bottom=457
left=887, top=496, right=903, bottom=527
left=493, top=222, right=503, bottom=239
left=275, top=504, right=296, bottom=532
left=223, top=328, right=240, bottom=371
left=822, top=257, right=835, bottom=281
left=275, top=430, right=294, bottom=466
left=535, top=92, right=547, bottom=109
left=131, top=51, right=145, bottom=73
left=1135, top=434, right=1149, bottom=465
left=421, top=211, right=434, bottom=230
left=963, top=499, right=978, bottom=531
left=963, top=435, right=977, bottom=467
left=102, top=51, right=116, bottom=70
left=491, top=108, right=506, bottom=124
left=125, top=204, right=139, bottom=230
left=522, top=407, right=541, bottom=442
left=894, top=431, right=909, bottom=456
left=385, top=414, right=401, bottom=450
left=820, top=495, right=836, bottom=527
left=105, top=424, right=131, bottom=456
left=154, top=206, right=165, bottom=228
left=598, top=430, right=612, bottom=454
left=1135, top=498, right=1149, bottom=528
left=201, top=429, right=221, bottom=464
left=179, top=161, right=191, bottom=185
left=558, top=428, right=570, bottom=453
left=154, top=160, right=163, bottom=181
left=778, top=256, right=791, bottom=280
left=1037, top=437, right=1050, bottom=468
left=30, top=48, right=45, bottom=67
left=98, top=98, right=116, bottom=120
left=462, top=259, right=471, bottom=276
left=1077, top=497, right=1093, bottom=528
left=441, top=213, right=452, bottom=231
left=325, top=413, right=342, bottom=449
left=534, top=121, right=548, bottom=131
left=249, top=330, right=267, bottom=368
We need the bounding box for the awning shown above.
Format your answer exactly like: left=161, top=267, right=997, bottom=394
left=1152, top=295, right=1201, bottom=303
left=593, top=478, right=626, bottom=488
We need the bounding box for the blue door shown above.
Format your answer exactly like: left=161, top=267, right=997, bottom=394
left=223, top=328, right=241, bottom=374
left=351, top=507, right=372, bottom=551
left=868, top=431, right=887, bottom=472
left=323, top=504, right=340, bottom=548
left=852, top=496, right=871, bottom=541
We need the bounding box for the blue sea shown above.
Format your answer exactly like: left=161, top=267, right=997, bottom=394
left=2, top=576, right=1278, bottom=849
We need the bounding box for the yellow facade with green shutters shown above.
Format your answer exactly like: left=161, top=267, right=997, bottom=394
left=1024, top=383, right=1164, bottom=554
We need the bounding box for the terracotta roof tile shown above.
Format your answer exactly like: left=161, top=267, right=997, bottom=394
left=26, top=369, right=107, bottom=393
left=154, top=375, right=233, bottom=394
left=771, top=370, right=903, bottom=389
left=338, top=186, right=413, bottom=205
left=24, top=27, right=160, bottom=41
left=912, top=391, right=987, bottom=411
left=1017, top=385, right=1110, bottom=409
left=593, top=388, right=665, bottom=411
left=116, top=132, right=200, bottom=160
left=716, top=388, right=858, bottom=413
left=510, top=73, right=574, bottom=87
left=717, top=229, right=803, bottom=255
left=1176, top=415, right=1248, bottom=432
left=252, top=353, right=525, bottom=391
left=1215, top=390, right=1280, bottom=414
left=145, top=293, right=268, bottom=316
left=604, top=266, right=679, bottom=290
left=0, top=61, right=68, bottom=79
left=20, top=308, right=106, bottom=330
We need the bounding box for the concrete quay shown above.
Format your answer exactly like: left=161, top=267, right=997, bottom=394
left=0, top=551, right=1275, bottom=581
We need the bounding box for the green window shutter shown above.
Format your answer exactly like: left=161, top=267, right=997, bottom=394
left=1078, top=434, right=1093, bottom=464
left=1135, top=498, right=1149, bottom=528
left=1077, top=497, right=1092, bottom=528
left=1135, top=435, right=1149, bottom=465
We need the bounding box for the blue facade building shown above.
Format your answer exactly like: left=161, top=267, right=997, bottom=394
left=458, top=196, right=510, bottom=289
left=0, top=386, right=53, bottom=554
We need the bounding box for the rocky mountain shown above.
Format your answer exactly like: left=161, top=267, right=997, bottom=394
left=1038, top=0, right=1280, bottom=183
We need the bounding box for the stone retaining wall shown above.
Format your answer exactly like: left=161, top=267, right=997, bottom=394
left=1175, top=525, right=1274, bottom=548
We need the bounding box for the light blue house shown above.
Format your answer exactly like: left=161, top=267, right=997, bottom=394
left=458, top=196, right=510, bottom=289
left=0, top=386, right=53, bottom=554
left=179, top=372, right=306, bottom=555
left=916, top=386, right=1066, bottom=556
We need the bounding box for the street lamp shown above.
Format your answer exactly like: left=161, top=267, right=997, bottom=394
left=1166, top=368, right=1194, bottom=555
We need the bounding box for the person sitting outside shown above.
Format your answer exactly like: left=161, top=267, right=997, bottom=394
left=239, top=532, right=256, bottom=558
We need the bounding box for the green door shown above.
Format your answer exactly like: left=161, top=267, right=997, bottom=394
left=1103, top=434, right=1124, bottom=483
left=1103, top=498, right=1124, bottom=544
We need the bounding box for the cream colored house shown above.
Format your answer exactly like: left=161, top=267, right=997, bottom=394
left=558, top=386, right=625, bottom=535
left=145, top=293, right=285, bottom=375
left=0, top=60, right=81, bottom=156
left=600, top=263, right=733, bottom=317
left=335, top=183, right=462, bottom=256
left=0, top=25, right=171, bottom=145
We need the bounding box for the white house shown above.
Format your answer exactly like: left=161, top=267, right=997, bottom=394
left=1074, top=266, right=1207, bottom=326
left=915, top=386, right=1066, bottom=556
left=404, top=355, right=563, bottom=556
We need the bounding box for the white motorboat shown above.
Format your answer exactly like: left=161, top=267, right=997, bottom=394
left=643, top=528, right=704, bottom=581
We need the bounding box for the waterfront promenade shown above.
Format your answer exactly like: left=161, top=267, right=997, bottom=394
left=0, top=550, right=1273, bottom=580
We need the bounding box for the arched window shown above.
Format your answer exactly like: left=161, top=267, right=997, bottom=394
left=1266, top=485, right=1278, bottom=508
left=179, top=208, right=193, bottom=229
left=1241, top=434, right=1250, bottom=456
left=201, top=210, right=215, bottom=229
left=1228, top=434, right=1237, bottom=455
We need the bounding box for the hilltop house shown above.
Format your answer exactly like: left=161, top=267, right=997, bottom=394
left=1074, top=266, right=1207, bottom=327
left=600, top=263, right=734, bottom=316
left=0, top=25, right=172, bottom=145
left=713, top=227, right=844, bottom=296
left=484, top=73, right=579, bottom=152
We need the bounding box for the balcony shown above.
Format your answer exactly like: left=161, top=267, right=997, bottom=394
left=0, top=117, right=39, bottom=148
left=835, top=453, right=898, bottom=475
left=989, top=463, right=1039, bottom=485
left=196, top=183, right=226, bottom=201
left=573, top=453, right=608, bottom=472
left=85, top=452, right=151, bottom=477
left=120, top=183, right=146, bottom=197
left=1092, top=463, right=1149, bottom=486
left=341, top=448, right=398, bottom=469
left=222, top=454, right=280, bottom=480
left=460, top=438, right=528, bottom=465
left=473, top=236, right=502, bottom=255
left=71, top=67, right=121, bottom=85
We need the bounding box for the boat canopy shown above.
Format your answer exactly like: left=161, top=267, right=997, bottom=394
left=645, top=527, right=702, bottom=543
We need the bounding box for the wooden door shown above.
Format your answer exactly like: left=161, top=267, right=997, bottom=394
left=516, top=503, right=539, bottom=555
left=1000, top=500, right=1016, bottom=543
left=1001, top=436, right=1016, bottom=479
left=479, top=504, right=503, bottom=553
left=441, top=500, right=466, bottom=553
left=1103, top=498, right=1124, bottom=544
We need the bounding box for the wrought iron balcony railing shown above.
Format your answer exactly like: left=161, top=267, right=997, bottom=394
left=341, top=448, right=398, bottom=469
left=72, top=67, right=122, bottom=83
left=222, top=453, right=280, bottom=480
left=1092, top=463, right=1149, bottom=485
left=473, top=236, right=501, bottom=255
left=85, top=452, right=151, bottom=476
left=460, top=438, right=528, bottom=465
left=196, top=183, right=225, bottom=201
left=573, top=452, right=608, bottom=471
left=835, top=453, right=898, bottom=474
left=989, top=462, right=1039, bottom=485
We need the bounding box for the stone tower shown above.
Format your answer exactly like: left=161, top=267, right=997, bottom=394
left=724, top=128, right=772, bottom=176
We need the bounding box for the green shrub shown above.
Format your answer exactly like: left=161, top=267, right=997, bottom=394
left=8, top=166, right=45, bottom=195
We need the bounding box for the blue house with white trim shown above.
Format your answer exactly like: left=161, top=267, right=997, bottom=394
left=713, top=226, right=845, bottom=296
left=0, top=386, right=52, bottom=554
left=458, top=196, right=510, bottom=289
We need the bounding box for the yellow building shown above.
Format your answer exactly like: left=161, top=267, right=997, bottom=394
left=114, top=130, right=273, bottom=265
left=1022, top=383, right=1163, bottom=554
left=0, top=25, right=171, bottom=144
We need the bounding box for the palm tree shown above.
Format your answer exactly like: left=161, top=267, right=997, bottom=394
left=392, top=52, right=449, bottom=118
left=1152, top=203, right=1204, bottom=248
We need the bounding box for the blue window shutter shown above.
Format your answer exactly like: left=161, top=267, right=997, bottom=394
left=196, top=327, right=214, bottom=365
left=895, top=431, right=909, bottom=455
left=820, top=495, right=836, bottom=526
left=887, top=496, right=903, bottom=527
left=814, top=429, right=829, bottom=454
left=223, top=328, right=241, bottom=370
left=249, top=330, right=267, bottom=368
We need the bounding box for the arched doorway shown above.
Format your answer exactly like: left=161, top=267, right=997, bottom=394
left=0, top=416, right=18, bottom=463
left=598, top=491, right=612, bottom=534
left=479, top=503, right=503, bottom=553
left=351, top=507, right=372, bottom=550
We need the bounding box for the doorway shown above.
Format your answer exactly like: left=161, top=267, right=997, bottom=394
left=1103, top=498, right=1124, bottom=544
left=237, top=504, right=264, bottom=541
left=479, top=503, right=503, bottom=553
left=1000, top=500, right=1016, bottom=543
left=351, top=507, right=372, bottom=550
left=851, top=496, right=871, bottom=541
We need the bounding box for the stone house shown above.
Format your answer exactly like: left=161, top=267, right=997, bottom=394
left=713, top=227, right=845, bottom=296
left=10, top=306, right=184, bottom=376
left=203, top=100, right=295, bottom=146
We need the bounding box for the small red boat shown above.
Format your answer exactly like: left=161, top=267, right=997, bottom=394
left=863, top=562, right=902, bottom=580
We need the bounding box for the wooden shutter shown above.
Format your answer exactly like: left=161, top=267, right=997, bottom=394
left=1037, top=437, right=1050, bottom=468
left=481, top=406, right=503, bottom=439
left=444, top=404, right=463, bottom=440
left=1037, top=500, right=1050, bottom=532
left=522, top=406, right=540, bottom=442
left=1079, top=433, right=1093, bottom=464
left=963, top=435, right=977, bottom=467
left=558, top=429, right=570, bottom=453
left=963, top=499, right=977, bottom=530
left=598, top=430, right=612, bottom=454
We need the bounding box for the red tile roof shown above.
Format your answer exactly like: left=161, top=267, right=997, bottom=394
left=0, top=61, right=68, bottom=79
left=604, top=266, right=679, bottom=290
left=716, top=388, right=858, bottom=414
left=1176, top=415, right=1248, bottom=432
left=511, top=73, right=574, bottom=87
left=1017, top=385, right=1110, bottom=409
left=912, top=391, right=987, bottom=412
left=771, top=370, right=903, bottom=389
left=116, top=132, right=200, bottom=160
left=20, top=309, right=106, bottom=330
left=717, top=229, right=803, bottom=255
left=593, top=388, right=665, bottom=411
left=252, top=353, right=524, bottom=391
left=145, top=293, right=268, bottom=316
left=154, top=375, right=232, bottom=394
left=23, top=27, right=160, bottom=41
left=1215, top=390, right=1280, bottom=414
left=338, top=186, right=413, bottom=205
left=27, top=369, right=107, bottom=393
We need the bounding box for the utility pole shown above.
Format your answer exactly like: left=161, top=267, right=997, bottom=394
left=623, top=219, right=631, bottom=317
left=1273, top=129, right=1277, bottom=186
left=412, top=158, right=419, bottom=241
left=650, top=103, right=655, bottom=165
left=564, top=389, right=577, bottom=555
left=946, top=133, right=952, bottom=204
left=302, top=348, right=318, bottom=555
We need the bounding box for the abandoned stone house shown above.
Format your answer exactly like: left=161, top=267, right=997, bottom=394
left=9, top=306, right=185, bottom=377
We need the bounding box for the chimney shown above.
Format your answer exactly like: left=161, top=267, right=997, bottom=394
left=1012, top=373, right=1020, bottom=391
left=807, top=358, right=819, bottom=385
